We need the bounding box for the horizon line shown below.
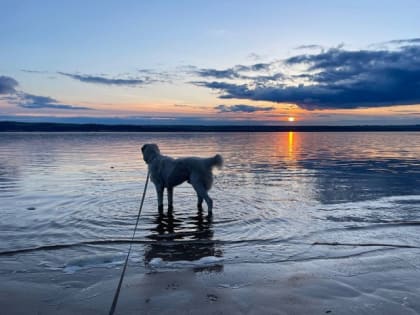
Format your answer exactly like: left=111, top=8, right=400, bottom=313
left=1, top=121, right=420, bottom=132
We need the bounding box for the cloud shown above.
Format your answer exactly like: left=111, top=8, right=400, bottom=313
left=0, top=76, right=18, bottom=94
left=195, top=62, right=272, bottom=80
left=58, top=72, right=153, bottom=86
left=192, top=40, right=420, bottom=110
left=295, top=44, right=324, bottom=50
left=385, top=38, right=420, bottom=45
left=137, top=68, right=175, bottom=82
left=15, top=93, right=93, bottom=110
left=194, top=80, right=251, bottom=96
left=0, top=75, right=92, bottom=110
left=247, top=53, right=264, bottom=61
left=236, top=63, right=272, bottom=72
left=196, top=68, right=240, bottom=79
left=215, top=104, right=275, bottom=113
left=21, top=69, right=48, bottom=74
left=172, top=103, right=204, bottom=109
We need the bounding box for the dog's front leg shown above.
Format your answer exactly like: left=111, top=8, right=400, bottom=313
left=197, top=196, right=203, bottom=211
left=155, top=185, right=164, bottom=213
left=167, top=187, right=174, bottom=212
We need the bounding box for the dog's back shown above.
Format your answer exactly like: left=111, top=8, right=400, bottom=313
left=179, top=154, right=223, bottom=170
left=171, top=154, right=222, bottom=190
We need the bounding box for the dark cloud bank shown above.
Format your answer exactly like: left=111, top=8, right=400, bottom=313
left=193, top=40, right=420, bottom=110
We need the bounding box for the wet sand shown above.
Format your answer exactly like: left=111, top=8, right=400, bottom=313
left=2, top=249, right=420, bottom=314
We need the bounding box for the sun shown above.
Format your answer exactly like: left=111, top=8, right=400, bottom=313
left=288, top=116, right=295, bottom=122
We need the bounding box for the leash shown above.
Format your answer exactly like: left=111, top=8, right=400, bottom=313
left=108, top=170, right=150, bottom=315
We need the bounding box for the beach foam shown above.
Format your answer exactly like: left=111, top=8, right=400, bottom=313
left=63, top=253, right=126, bottom=273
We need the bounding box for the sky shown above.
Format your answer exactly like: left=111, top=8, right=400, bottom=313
left=1, top=0, right=420, bottom=125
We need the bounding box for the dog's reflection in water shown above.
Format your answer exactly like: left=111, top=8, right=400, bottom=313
left=144, top=210, right=223, bottom=272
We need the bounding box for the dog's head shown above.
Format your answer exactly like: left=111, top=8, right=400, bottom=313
left=141, top=143, right=160, bottom=164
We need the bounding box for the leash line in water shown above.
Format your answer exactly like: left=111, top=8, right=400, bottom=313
left=109, top=170, right=150, bottom=315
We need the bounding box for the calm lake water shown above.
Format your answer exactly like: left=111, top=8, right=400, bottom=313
left=1, top=132, right=420, bottom=274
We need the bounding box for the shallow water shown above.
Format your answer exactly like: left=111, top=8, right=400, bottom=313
left=1, top=132, right=420, bottom=274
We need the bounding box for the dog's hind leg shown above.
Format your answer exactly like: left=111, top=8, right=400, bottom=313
left=167, top=187, right=174, bottom=212
left=192, top=183, right=213, bottom=216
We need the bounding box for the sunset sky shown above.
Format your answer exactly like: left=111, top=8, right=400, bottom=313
left=1, top=0, right=420, bottom=125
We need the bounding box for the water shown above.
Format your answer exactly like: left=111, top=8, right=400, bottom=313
left=1, top=132, right=420, bottom=275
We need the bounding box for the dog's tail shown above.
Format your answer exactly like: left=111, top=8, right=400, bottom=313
left=207, top=154, right=223, bottom=169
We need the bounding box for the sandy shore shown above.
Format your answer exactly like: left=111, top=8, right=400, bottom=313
left=2, top=249, right=420, bottom=314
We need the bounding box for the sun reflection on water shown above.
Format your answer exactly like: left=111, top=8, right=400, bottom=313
left=288, top=131, right=294, bottom=155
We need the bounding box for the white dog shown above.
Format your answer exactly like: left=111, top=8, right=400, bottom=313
left=141, top=144, right=223, bottom=215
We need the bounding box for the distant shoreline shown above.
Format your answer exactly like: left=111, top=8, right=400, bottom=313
left=1, top=121, right=420, bottom=132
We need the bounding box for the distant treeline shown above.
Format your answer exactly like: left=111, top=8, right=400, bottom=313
left=1, top=121, right=420, bottom=132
